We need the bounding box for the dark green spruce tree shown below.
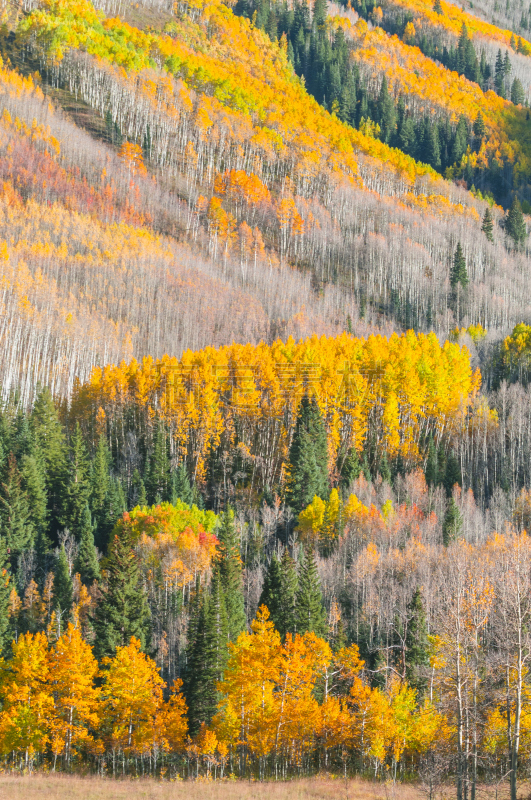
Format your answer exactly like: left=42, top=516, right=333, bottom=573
left=146, top=420, right=171, bottom=504
left=185, top=573, right=229, bottom=733
left=172, top=463, right=193, bottom=505
left=216, top=508, right=246, bottom=641
left=73, top=503, right=100, bottom=586
left=92, top=526, right=151, bottom=659
left=61, top=423, right=91, bottom=541
left=0, top=453, right=34, bottom=565
left=277, top=549, right=299, bottom=638
left=90, top=434, right=110, bottom=540
left=425, top=437, right=438, bottom=487
left=405, top=588, right=430, bottom=698
left=286, top=396, right=329, bottom=514
left=340, top=446, right=361, bottom=490
left=0, top=537, right=11, bottom=654
left=296, top=546, right=326, bottom=637
left=481, top=207, right=494, bottom=242
left=443, top=498, right=463, bottom=545
left=53, top=544, right=73, bottom=624
left=444, top=451, right=462, bottom=496
left=259, top=552, right=282, bottom=624
left=30, top=387, right=67, bottom=542
left=506, top=197, right=527, bottom=249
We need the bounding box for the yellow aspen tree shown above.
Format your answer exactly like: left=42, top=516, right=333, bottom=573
left=0, top=632, right=53, bottom=771
left=101, top=637, right=165, bottom=769
left=48, top=622, right=101, bottom=768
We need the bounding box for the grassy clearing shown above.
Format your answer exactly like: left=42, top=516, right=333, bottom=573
left=0, top=774, right=427, bottom=800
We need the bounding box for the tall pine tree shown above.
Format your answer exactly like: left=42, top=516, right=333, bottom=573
left=285, top=396, right=329, bottom=514
left=405, top=588, right=430, bottom=699
left=185, top=573, right=229, bottom=733
left=216, top=509, right=246, bottom=641
left=92, top=526, right=151, bottom=659
left=296, top=546, right=326, bottom=636
left=61, top=423, right=91, bottom=541
left=146, top=420, right=171, bottom=504
left=30, top=388, right=67, bottom=543
left=53, top=544, right=73, bottom=621
left=74, top=504, right=100, bottom=586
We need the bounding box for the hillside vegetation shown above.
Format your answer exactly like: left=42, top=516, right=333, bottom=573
left=3, top=0, right=531, bottom=795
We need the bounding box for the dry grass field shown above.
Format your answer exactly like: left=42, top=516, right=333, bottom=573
left=0, top=774, right=427, bottom=800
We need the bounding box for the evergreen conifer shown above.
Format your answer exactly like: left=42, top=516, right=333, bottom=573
left=185, top=573, right=228, bottom=733
left=450, top=242, right=469, bottom=288
left=443, top=498, right=463, bottom=545
left=92, top=526, right=151, bottom=659
left=296, top=547, right=326, bottom=636
left=90, top=435, right=110, bottom=536
left=74, top=504, right=100, bottom=586
left=146, top=420, right=171, bottom=504
left=216, top=509, right=246, bottom=641
left=444, top=452, right=462, bottom=496
left=405, top=588, right=430, bottom=698
left=0, top=538, right=11, bottom=654
left=53, top=544, right=73, bottom=621
left=285, top=396, right=329, bottom=514
left=0, top=453, right=34, bottom=564
left=425, top=437, right=438, bottom=487
left=259, top=552, right=282, bottom=624
left=340, top=447, right=361, bottom=489
left=30, top=388, right=67, bottom=542
left=511, top=77, right=525, bottom=105
left=61, top=423, right=91, bottom=540
left=172, top=463, right=193, bottom=505
left=506, top=197, right=527, bottom=248
left=277, top=549, right=298, bottom=638
left=481, top=207, right=494, bottom=242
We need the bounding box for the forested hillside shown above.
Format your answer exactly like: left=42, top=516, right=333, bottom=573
left=3, top=0, right=531, bottom=793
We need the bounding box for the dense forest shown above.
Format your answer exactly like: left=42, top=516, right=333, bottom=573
left=3, top=0, right=531, bottom=794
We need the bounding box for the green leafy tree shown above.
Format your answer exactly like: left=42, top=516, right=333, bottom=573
left=73, top=504, right=100, bottom=586
left=443, top=498, right=463, bottom=545
left=296, top=546, right=326, bottom=637
left=405, top=588, right=430, bottom=698
left=92, top=526, right=151, bottom=659
left=285, top=396, right=329, bottom=514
